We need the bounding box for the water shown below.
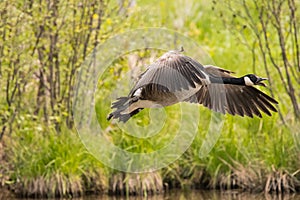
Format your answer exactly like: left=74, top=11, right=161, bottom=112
left=1, top=189, right=300, bottom=200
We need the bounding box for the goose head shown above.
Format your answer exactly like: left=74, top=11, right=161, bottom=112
left=244, top=74, right=267, bottom=87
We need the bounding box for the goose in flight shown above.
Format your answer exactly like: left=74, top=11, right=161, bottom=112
left=107, top=49, right=278, bottom=122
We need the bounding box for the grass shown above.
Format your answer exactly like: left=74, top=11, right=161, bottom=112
left=6, top=123, right=107, bottom=198
left=109, top=171, right=163, bottom=196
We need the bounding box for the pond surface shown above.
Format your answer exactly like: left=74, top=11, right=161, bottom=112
left=1, top=189, right=300, bottom=200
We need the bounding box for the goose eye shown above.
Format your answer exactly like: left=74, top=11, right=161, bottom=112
left=249, top=75, right=257, bottom=82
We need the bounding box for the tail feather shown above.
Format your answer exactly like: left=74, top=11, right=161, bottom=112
left=107, top=97, right=143, bottom=122
left=111, top=97, right=130, bottom=109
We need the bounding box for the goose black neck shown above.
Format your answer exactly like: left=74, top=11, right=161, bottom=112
left=210, top=77, right=245, bottom=85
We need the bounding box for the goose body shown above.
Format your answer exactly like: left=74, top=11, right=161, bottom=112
left=107, top=50, right=278, bottom=122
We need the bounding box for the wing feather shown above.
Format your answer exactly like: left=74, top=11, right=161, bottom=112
left=127, top=52, right=278, bottom=118
left=186, top=83, right=277, bottom=118
left=184, top=65, right=277, bottom=118
left=129, top=51, right=207, bottom=97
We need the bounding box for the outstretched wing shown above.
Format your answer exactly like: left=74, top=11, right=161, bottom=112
left=185, top=65, right=278, bottom=117
left=128, top=51, right=209, bottom=97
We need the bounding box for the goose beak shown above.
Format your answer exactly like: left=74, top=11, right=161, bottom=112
left=256, top=77, right=268, bottom=87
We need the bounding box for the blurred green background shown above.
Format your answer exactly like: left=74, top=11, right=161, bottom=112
left=0, top=0, right=299, bottom=198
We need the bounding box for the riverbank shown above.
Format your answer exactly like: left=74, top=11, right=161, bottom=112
left=1, top=124, right=300, bottom=198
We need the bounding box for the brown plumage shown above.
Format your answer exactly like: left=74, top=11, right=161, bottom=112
left=107, top=49, right=278, bottom=122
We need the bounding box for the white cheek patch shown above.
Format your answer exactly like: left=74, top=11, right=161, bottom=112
left=244, top=76, right=254, bottom=86
left=133, top=88, right=142, bottom=97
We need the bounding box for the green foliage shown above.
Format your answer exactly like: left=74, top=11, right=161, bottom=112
left=8, top=122, right=106, bottom=197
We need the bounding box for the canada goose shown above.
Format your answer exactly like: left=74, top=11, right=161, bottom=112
left=107, top=49, right=278, bottom=122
